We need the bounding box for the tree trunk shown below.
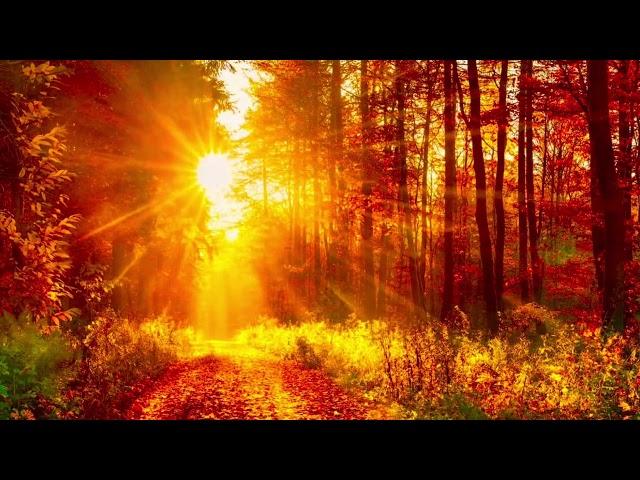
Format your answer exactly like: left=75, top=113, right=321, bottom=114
left=309, top=61, right=321, bottom=298
left=441, top=60, right=457, bottom=322
left=539, top=111, right=549, bottom=238
left=468, top=60, right=498, bottom=335
left=420, top=61, right=433, bottom=309
left=494, top=59, right=508, bottom=309
left=591, top=161, right=606, bottom=291
left=617, top=60, right=633, bottom=262
left=586, top=60, right=626, bottom=331
left=524, top=60, right=542, bottom=302
left=360, top=60, right=376, bottom=319
left=517, top=60, right=530, bottom=302
left=395, top=60, right=424, bottom=315
left=328, top=60, right=344, bottom=285
left=377, top=224, right=390, bottom=318
left=293, top=142, right=301, bottom=265
left=539, top=110, right=549, bottom=289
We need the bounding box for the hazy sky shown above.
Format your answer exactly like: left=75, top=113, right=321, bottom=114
left=217, top=61, right=256, bottom=140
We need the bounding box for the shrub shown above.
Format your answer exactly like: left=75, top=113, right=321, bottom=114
left=69, top=311, right=192, bottom=418
left=292, top=337, right=322, bottom=369
left=0, top=310, right=73, bottom=419
left=501, top=303, right=553, bottom=337
left=237, top=306, right=640, bottom=420
left=238, top=315, right=391, bottom=393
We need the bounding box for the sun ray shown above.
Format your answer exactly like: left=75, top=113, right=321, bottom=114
left=143, top=100, right=212, bottom=162
left=324, top=281, right=358, bottom=314
left=78, top=184, right=197, bottom=241
left=174, top=194, right=209, bottom=286
left=79, top=150, right=198, bottom=176
left=112, top=246, right=146, bottom=285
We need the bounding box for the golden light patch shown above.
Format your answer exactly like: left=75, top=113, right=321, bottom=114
left=197, top=152, right=233, bottom=200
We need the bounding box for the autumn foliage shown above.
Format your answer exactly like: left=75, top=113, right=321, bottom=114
left=239, top=305, right=640, bottom=419
left=1, top=59, right=639, bottom=420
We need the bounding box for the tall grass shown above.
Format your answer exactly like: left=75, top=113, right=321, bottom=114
left=69, top=312, right=194, bottom=418
left=237, top=305, right=640, bottom=419
left=1, top=307, right=197, bottom=419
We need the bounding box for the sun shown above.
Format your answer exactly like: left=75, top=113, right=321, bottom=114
left=225, top=228, right=239, bottom=242
left=197, top=152, right=233, bottom=200
left=197, top=152, right=244, bottom=239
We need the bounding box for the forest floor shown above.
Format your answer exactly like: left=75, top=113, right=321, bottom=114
left=125, top=340, right=388, bottom=420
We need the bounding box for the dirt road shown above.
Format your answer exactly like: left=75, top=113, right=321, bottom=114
left=126, top=340, right=385, bottom=420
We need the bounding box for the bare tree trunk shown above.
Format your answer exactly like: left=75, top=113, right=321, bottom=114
left=293, top=142, right=301, bottom=265
left=494, top=59, right=508, bottom=309
left=377, top=78, right=395, bottom=319
left=377, top=224, right=390, bottom=318
left=617, top=60, right=633, bottom=262
left=549, top=142, right=557, bottom=260
left=586, top=60, right=626, bottom=331
left=428, top=172, right=435, bottom=315
left=591, top=152, right=606, bottom=291
left=328, top=60, right=343, bottom=285
left=539, top=111, right=549, bottom=237
left=517, top=60, right=530, bottom=302
left=468, top=60, right=498, bottom=335
left=395, top=60, right=424, bottom=315
left=309, top=61, right=321, bottom=298
left=301, top=138, right=308, bottom=301
left=360, top=60, right=376, bottom=319
left=524, top=60, right=542, bottom=302
left=420, top=61, right=433, bottom=308
left=441, top=60, right=457, bottom=322
left=459, top=129, right=472, bottom=312
left=539, top=110, right=549, bottom=288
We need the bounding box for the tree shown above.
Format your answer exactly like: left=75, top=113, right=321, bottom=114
left=586, top=60, right=626, bottom=330
left=524, top=60, right=543, bottom=302
left=517, top=60, right=530, bottom=302
left=360, top=60, right=376, bottom=319
left=616, top=60, right=633, bottom=262
left=468, top=60, right=498, bottom=334
left=0, top=61, right=81, bottom=325
left=395, top=60, right=425, bottom=315
left=308, top=61, right=321, bottom=297
left=419, top=61, right=435, bottom=312
left=494, top=59, right=508, bottom=309
left=328, top=60, right=343, bottom=286
left=441, top=60, right=457, bottom=322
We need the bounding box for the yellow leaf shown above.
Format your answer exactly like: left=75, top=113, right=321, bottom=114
left=550, top=373, right=562, bottom=382
left=620, top=401, right=632, bottom=412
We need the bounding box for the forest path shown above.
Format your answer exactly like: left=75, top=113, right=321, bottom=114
left=126, top=340, right=384, bottom=420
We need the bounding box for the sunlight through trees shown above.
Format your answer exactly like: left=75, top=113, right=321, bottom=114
left=0, top=59, right=639, bottom=420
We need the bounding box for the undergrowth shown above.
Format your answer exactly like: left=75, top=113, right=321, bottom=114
left=0, top=311, right=73, bottom=419
left=237, top=305, right=640, bottom=420
left=66, top=311, right=194, bottom=419
left=1, top=308, right=195, bottom=419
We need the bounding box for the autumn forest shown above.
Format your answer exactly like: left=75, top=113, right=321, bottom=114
left=0, top=59, right=638, bottom=420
